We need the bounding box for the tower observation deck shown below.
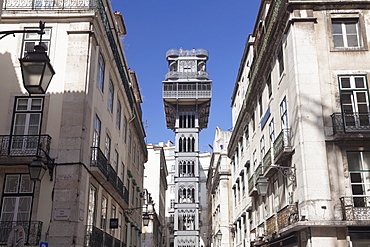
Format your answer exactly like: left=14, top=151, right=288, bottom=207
left=162, top=48, right=212, bottom=247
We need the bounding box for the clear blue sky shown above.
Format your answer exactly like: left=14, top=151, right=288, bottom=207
left=111, top=0, right=261, bottom=152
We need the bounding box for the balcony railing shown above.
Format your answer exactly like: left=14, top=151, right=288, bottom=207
left=263, top=149, right=272, bottom=168
left=277, top=204, right=298, bottom=230
left=0, top=134, right=51, bottom=157
left=248, top=174, right=255, bottom=193
left=85, top=225, right=125, bottom=247
left=340, top=196, right=370, bottom=221
left=0, top=221, right=42, bottom=245
left=165, top=71, right=210, bottom=80
left=91, top=147, right=108, bottom=177
left=332, top=112, right=370, bottom=134
left=107, top=164, right=118, bottom=188
left=273, top=129, right=293, bottom=164
left=163, top=82, right=212, bottom=99
left=3, top=0, right=98, bottom=10
left=266, top=214, right=277, bottom=235
left=165, top=48, right=208, bottom=58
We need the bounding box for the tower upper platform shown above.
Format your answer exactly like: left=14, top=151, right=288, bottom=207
left=162, top=48, right=212, bottom=130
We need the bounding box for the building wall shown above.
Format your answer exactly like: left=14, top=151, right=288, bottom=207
left=0, top=1, right=147, bottom=246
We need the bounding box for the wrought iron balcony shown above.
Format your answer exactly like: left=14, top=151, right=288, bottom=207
left=340, top=196, right=370, bottom=221
left=273, top=129, right=293, bottom=164
left=107, top=164, right=118, bottom=188
left=91, top=147, right=108, bottom=177
left=263, top=149, right=272, bottom=168
left=165, top=71, right=210, bottom=80
left=0, top=221, right=42, bottom=245
left=266, top=214, right=277, bottom=235
left=165, top=48, right=208, bottom=58
left=0, top=134, right=51, bottom=157
left=163, top=82, right=212, bottom=99
left=277, top=204, right=298, bottom=230
left=332, top=112, right=370, bottom=134
left=85, top=225, right=125, bottom=247
left=3, top=0, right=98, bottom=10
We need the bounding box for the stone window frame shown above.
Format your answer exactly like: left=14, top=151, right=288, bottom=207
left=327, top=12, right=368, bottom=52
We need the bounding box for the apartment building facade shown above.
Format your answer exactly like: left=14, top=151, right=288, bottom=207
left=0, top=1, right=147, bottom=246
left=228, top=0, right=370, bottom=246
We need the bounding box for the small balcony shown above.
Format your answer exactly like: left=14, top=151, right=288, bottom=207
left=0, top=135, right=52, bottom=164
left=332, top=112, right=370, bottom=137
left=162, top=82, right=212, bottom=99
left=165, top=71, right=210, bottom=80
left=3, top=0, right=98, bottom=10
left=277, top=204, right=298, bottom=230
left=90, top=147, right=128, bottom=204
left=85, top=225, right=125, bottom=247
left=340, top=196, right=370, bottom=221
left=0, top=221, right=42, bottom=245
left=273, top=129, right=293, bottom=164
left=266, top=214, right=277, bottom=236
left=248, top=174, right=257, bottom=196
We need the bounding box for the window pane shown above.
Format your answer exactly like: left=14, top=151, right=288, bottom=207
left=13, top=114, right=26, bottom=135
left=346, top=22, right=358, bottom=35
left=31, top=98, right=43, bottom=110
left=348, top=152, right=361, bottom=171
left=341, top=93, right=352, bottom=104
left=4, top=175, right=20, bottom=193
left=363, top=152, right=370, bottom=171
left=17, top=197, right=32, bottom=221
left=0, top=197, right=16, bottom=221
left=355, top=77, right=365, bottom=89
left=347, top=35, right=359, bottom=47
left=351, top=173, right=362, bottom=183
left=20, top=175, right=34, bottom=193
left=352, top=184, right=364, bottom=195
left=16, top=99, right=28, bottom=110
left=333, top=35, right=344, bottom=47
left=332, top=22, right=343, bottom=34
left=340, top=77, right=351, bottom=88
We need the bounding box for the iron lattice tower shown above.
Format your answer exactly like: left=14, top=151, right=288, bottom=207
left=163, top=48, right=212, bottom=247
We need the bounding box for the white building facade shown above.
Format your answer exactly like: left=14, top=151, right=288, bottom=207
left=0, top=1, right=147, bottom=246
left=228, top=0, right=370, bottom=247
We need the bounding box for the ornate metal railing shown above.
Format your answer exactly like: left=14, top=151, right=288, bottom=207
left=266, top=214, right=277, bottom=235
left=107, top=164, right=117, bottom=188
left=91, top=147, right=108, bottom=177
left=2, top=0, right=98, bottom=10
left=248, top=174, right=255, bottom=193
left=165, top=71, right=210, bottom=80
left=0, top=134, right=51, bottom=157
left=273, top=129, right=292, bottom=163
left=277, top=204, right=298, bottom=230
left=332, top=112, right=370, bottom=134
left=85, top=225, right=124, bottom=247
left=255, top=163, right=264, bottom=177
left=117, top=177, right=124, bottom=198
left=263, top=149, right=272, bottom=168
left=0, top=221, right=42, bottom=245
left=165, top=48, right=208, bottom=58
left=163, top=82, right=212, bottom=98
left=340, top=196, right=370, bottom=220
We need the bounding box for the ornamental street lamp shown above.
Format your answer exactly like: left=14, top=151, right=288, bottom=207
left=19, top=43, right=55, bottom=94
left=0, top=21, right=55, bottom=94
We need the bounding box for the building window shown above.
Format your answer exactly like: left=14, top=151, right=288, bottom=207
left=116, top=100, right=121, bottom=130
left=121, top=162, right=125, bottom=181
left=332, top=18, right=361, bottom=48
left=12, top=97, right=43, bottom=136
left=97, top=53, right=105, bottom=92
left=251, top=113, right=255, bottom=132
left=259, top=96, right=263, bottom=117
left=266, top=74, right=272, bottom=98
left=123, top=115, right=127, bottom=143
left=22, top=28, right=51, bottom=57
left=280, top=97, right=288, bottom=130
left=92, top=115, right=101, bottom=148
left=347, top=151, right=370, bottom=206
left=260, top=136, right=265, bottom=160
left=87, top=184, right=97, bottom=226
left=108, top=80, right=114, bottom=113
left=111, top=204, right=116, bottom=236
left=0, top=174, right=34, bottom=223
left=277, top=45, right=284, bottom=76
left=101, top=196, right=108, bottom=230
left=170, top=199, right=175, bottom=209
left=269, top=119, right=275, bottom=144
left=339, top=75, right=369, bottom=129
left=114, top=149, right=119, bottom=171
left=105, top=135, right=111, bottom=161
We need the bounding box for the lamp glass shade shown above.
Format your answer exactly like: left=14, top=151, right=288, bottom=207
left=256, top=176, right=269, bottom=196
left=142, top=213, right=150, bottom=226
left=29, top=158, right=47, bottom=181
left=216, top=229, right=222, bottom=241
left=19, top=44, right=55, bottom=94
